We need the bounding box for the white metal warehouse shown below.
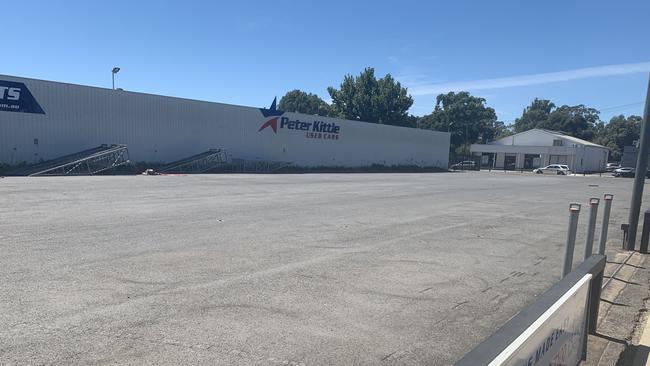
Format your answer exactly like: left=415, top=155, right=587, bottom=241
left=470, top=129, right=609, bottom=173
left=0, top=75, right=450, bottom=170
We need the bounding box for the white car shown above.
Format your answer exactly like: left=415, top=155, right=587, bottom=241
left=533, top=165, right=571, bottom=175
left=613, top=167, right=635, bottom=177
left=450, top=160, right=477, bottom=170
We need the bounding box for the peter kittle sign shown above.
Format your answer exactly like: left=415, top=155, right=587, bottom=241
left=0, top=80, right=45, bottom=114
left=489, top=274, right=592, bottom=366
left=257, top=99, right=341, bottom=141
left=277, top=116, right=341, bottom=140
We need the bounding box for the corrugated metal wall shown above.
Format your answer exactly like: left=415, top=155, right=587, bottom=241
left=0, top=75, right=450, bottom=168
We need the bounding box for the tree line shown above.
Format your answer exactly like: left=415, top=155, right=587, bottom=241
left=278, top=67, right=641, bottom=161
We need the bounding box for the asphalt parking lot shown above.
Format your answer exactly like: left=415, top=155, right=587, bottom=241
left=0, top=172, right=647, bottom=365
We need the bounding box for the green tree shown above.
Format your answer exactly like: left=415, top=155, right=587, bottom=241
left=513, top=99, right=600, bottom=140
left=327, top=67, right=413, bottom=126
left=513, top=99, right=555, bottom=133
left=278, top=89, right=332, bottom=116
left=594, top=115, right=642, bottom=161
left=418, top=91, right=500, bottom=153
left=401, top=114, right=419, bottom=128
left=494, top=122, right=514, bottom=139
left=541, top=105, right=600, bottom=140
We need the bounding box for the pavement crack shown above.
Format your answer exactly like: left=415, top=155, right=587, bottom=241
left=452, top=300, right=469, bottom=309
left=381, top=351, right=396, bottom=361
left=533, top=256, right=547, bottom=266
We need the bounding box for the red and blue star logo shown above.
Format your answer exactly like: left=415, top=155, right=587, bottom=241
left=258, top=97, right=284, bottom=133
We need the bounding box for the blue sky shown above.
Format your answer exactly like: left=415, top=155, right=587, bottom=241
left=4, top=0, right=649, bottom=123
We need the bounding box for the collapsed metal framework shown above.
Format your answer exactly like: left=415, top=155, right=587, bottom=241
left=229, top=158, right=291, bottom=173
left=29, top=144, right=130, bottom=176
left=159, top=149, right=229, bottom=174
left=159, top=150, right=291, bottom=174
left=17, top=146, right=291, bottom=176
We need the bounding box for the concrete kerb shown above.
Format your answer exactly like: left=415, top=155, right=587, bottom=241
left=582, top=251, right=650, bottom=366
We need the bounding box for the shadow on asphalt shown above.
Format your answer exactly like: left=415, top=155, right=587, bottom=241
left=616, top=344, right=650, bottom=366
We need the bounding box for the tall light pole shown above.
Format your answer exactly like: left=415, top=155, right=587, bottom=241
left=112, top=67, right=121, bottom=90
left=448, top=121, right=455, bottom=163
left=626, top=75, right=650, bottom=250
left=465, top=123, right=469, bottom=162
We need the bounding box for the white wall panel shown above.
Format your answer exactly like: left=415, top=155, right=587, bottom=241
left=0, top=75, right=450, bottom=168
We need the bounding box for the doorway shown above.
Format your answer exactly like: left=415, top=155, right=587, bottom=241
left=524, top=154, right=541, bottom=169
left=481, top=153, right=495, bottom=168
left=505, top=154, right=517, bottom=170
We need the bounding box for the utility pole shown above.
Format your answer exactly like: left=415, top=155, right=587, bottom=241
left=627, top=75, right=650, bottom=250
left=466, top=123, right=469, bottom=162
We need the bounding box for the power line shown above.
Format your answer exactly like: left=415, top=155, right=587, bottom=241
left=599, top=101, right=644, bottom=112
left=498, top=102, right=644, bottom=123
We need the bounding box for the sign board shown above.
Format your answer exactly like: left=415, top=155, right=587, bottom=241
left=489, top=274, right=592, bottom=366
left=257, top=102, right=342, bottom=141
left=0, top=80, right=45, bottom=114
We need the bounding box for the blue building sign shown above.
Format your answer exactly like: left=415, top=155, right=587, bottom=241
left=0, top=80, right=45, bottom=114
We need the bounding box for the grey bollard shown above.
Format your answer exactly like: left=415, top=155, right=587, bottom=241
left=621, top=223, right=630, bottom=250
left=563, top=203, right=581, bottom=278
left=598, top=194, right=613, bottom=255
left=584, top=198, right=600, bottom=260
left=640, top=210, right=650, bottom=254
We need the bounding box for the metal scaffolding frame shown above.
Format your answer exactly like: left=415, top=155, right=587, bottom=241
left=29, top=145, right=130, bottom=176
left=229, top=159, right=292, bottom=173
left=159, top=149, right=228, bottom=174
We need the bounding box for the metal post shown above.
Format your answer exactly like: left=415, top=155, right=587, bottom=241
left=465, top=124, right=468, bottom=164
left=588, top=270, right=604, bottom=334
left=563, top=203, right=581, bottom=277
left=112, top=73, right=115, bottom=90
left=584, top=198, right=600, bottom=259
left=621, top=223, right=630, bottom=249
left=598, top=194, right=613, bottom=255
left=627, top=75, right=650, bottom=250
left=640, top=210, right=650, bottom=254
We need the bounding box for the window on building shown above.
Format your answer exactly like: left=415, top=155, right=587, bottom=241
left=524, top=154, right=542, bottom=169
left=553, top=139, right=563, bottom=146
left=549, top=155, right=568, bottom=164
left=504, top=154, right=517, bottom=170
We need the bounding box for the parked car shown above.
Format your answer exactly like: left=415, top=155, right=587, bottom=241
left=533, top=165, right=571, bottom=175
left=613, top=167, right=635, bottom=177
left=606, top=163, right=621, bottom=172
left=450, top=161, right=477, bottom=170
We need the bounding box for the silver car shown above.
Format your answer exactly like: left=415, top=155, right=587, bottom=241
left=612, top=167, right=635, bottom=177
left=533, top=164, right=571, bottom=175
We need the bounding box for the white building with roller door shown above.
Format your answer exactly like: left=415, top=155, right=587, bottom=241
left=470, top=129, right=609, bottom=173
